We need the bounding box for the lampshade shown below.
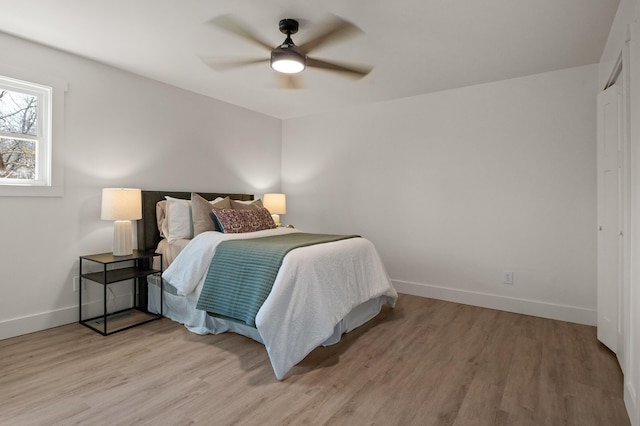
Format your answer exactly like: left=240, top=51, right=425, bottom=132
left=263, top=193, right=286, bottom=227
left=270, top=49, right=305, bottom=74
left=101, top=188, right=142, bottom=221
left=101, top=188, right=141, bottom=256
left=263, top=193, right=286, bottom=214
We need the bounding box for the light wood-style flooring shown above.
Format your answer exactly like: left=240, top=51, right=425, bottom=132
left=0, top=294, right=630, bottom=425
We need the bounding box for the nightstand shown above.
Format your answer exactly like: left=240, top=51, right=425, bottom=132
left=79, top=250, right=162, bottom=335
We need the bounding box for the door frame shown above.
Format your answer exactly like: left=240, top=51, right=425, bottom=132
left=600, top=43, right=631, bottom=377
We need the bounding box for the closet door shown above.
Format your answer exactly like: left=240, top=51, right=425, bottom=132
left=597, top=83, right=622, bottom=354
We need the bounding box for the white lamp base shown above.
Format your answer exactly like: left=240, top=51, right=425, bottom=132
left=113, top=220, right=133, bottom=256
left=271, top=214, right=281, bottom=227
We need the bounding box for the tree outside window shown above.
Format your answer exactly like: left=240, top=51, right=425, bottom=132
left=0, top=76, right=51, bottom=187
left=0, top=89, right=38, bottom=180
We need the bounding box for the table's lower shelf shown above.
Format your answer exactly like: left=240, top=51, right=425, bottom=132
left=80, top=308, right=161, bottom=335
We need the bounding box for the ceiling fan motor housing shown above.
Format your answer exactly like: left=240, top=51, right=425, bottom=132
left=279, top=19, right=299, bottom=35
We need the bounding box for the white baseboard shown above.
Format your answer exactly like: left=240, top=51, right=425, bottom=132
left=0, top=306, right=78, bottom=340
left=0, top=293, right=135, bottom=340
left=625, top=380, right=638, bottom=426
left=392, top=279, right=597, bottom=326
left=0, top=280, right=598, bottom=340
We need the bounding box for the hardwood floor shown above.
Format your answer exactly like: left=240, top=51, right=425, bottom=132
left=0, top=294, right=630, bottom=425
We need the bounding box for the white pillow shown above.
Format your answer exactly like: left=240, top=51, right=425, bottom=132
left=164, top=196, right=193, bottom=242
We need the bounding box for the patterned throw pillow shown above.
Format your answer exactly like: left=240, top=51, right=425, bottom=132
left=211, top=207, right=276, bottom=233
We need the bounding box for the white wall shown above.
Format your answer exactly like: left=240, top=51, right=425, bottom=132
left=0, top=32, right=282, bottom=339
left=282, top=64, right=598, bottom=325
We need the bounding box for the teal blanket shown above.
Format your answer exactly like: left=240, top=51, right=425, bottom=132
left=196, top=233, right=359, bottom=327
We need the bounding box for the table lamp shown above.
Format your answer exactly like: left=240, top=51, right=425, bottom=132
left=263, top=193, right=286, bottom=227
left=101, top=188, right=142, bottom=256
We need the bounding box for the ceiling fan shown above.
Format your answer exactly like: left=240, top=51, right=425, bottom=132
left=205, top=15, right=373, bottom=88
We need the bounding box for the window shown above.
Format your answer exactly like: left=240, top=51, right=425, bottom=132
left=0, top=75, right=52, bottom=187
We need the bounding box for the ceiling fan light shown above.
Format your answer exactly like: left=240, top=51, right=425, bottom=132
left=270, top=49, right=305, bottom=74
left=272, top=59, right=304, bottom=74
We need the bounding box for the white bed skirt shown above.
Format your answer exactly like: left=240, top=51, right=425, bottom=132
left=147, top=275, right=388, bottom=348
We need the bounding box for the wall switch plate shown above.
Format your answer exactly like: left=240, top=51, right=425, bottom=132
left=503, top=271, right=514, bottom=285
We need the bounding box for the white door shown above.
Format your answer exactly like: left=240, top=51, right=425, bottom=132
left=597, top=84, right=621, bottom=353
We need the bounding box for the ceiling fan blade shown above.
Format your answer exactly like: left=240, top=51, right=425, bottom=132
left=306, top=57, right=372, bottom=78
left=278, top=74, right=304, bottom=90
left=297, top=16, right=363, bottom=54
left=202, top=57, right=269, bottom=71
left=208, top=15, right=273, bottom=52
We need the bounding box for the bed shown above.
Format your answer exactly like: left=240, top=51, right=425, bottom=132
left=138, top=190, right=397, bottom=380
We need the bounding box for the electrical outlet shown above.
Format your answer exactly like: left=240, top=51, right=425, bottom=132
left=503, top=271, right=514, bottom=285
left=72, top=276, right=85, bottom=292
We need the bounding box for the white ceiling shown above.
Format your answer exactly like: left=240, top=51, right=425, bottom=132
left=0, top=0, right=619, bottom=119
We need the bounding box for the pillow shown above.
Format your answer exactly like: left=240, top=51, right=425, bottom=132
left=211, top=207, right=276, bottom=233
left=156, top=200, right=167, bottom=238
left=230, top=198, right=263, bottom=210
left=191, top=193, right=232, bottom=236
left=164, top=196, right=193, bottom=242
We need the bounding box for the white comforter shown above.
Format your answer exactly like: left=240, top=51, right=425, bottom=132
left=162, top=227, right=397, bottom=379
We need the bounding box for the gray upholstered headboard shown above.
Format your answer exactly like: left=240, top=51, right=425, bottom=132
left=136, top=191, right=254, bottom=252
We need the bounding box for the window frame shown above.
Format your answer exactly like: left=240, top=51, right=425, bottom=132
left=0, top=66, right=66, bottom=198
left=0, top=75, right=52, bottom=187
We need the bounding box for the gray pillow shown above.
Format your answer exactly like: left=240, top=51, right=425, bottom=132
left=156, top=200, right=167, bottom=238
left=230, top=198, right=263, bottom=210
left=191, top=193, right=232, bottom=235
